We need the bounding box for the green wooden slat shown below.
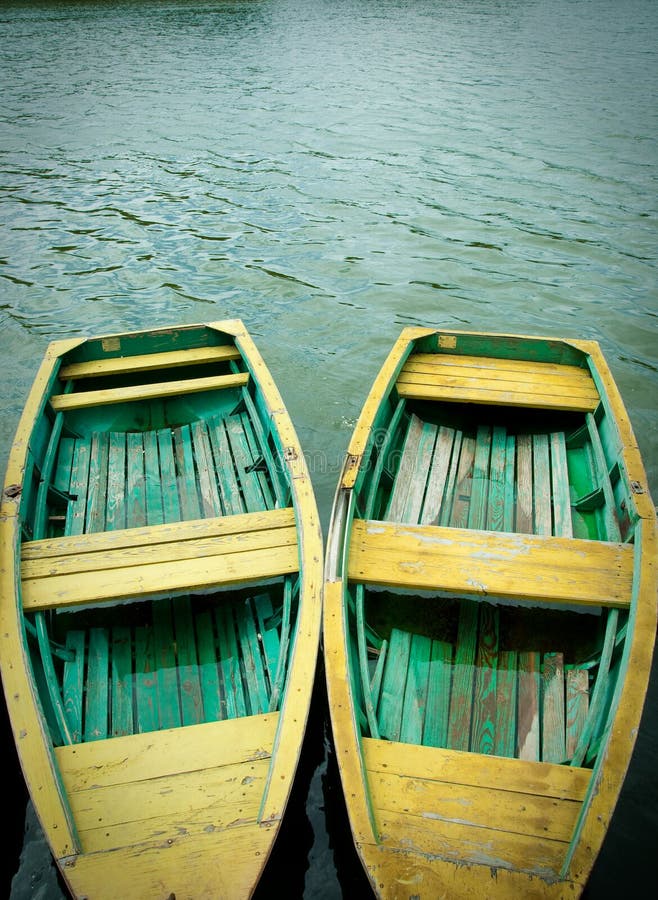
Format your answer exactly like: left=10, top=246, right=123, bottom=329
left=196, top=610, right=222, bottom=723
left=241, top=388, right=288, bottom=508
left=494, top=650, right=518, bottom=757
left=422, top=639, right=452, bottom=748
left=439, top=430, right=463, bottom=526
left=34, top=413, right=65, bottom=540
left=126, top=432, right=146, bottom=528
left=517, top=650, right=540, bottom=760
left=386, top=415, right=424, bottom=522
left=216, top=605, right=246, bottom=719
left=208, top=417, right=245, bottom=516
left=566, top=667, right=589, bottom=760
left=191, top=421, right=223, bottom=518
left=240, top=411, right=275, bottom=511
left=143, top=430, right=164, bottom=526
left=63, top=631, right=85, bottom=744
left=468, top=425, right=492, bottom=530
left=503, top=435, right=516, bottom=532
left=174, top=425, right=202, bottom=521
left=486, top=426, right=508, bottom=532
left=269, top=577, right=294, bottom=713
left=421, top=426, right=456, bottom=525
left=446, top=601, right=479, bottom=751
left=356, top=582, right=379, bottom=738
left=570, top=608, right=619, bottom=767
left=550, top=432, right=573, bottom=537
left=470, top=604, right=499, bottom=755
left=135, top=625, right=159, bottom=733
left=84, top=628, right=109, bottom=742
left=364, top=398, right=407, bottom=520
left=157, top=428, right=181, bottom=523
left=449, top=434, right=475, bottom=529
left=370, top=638, right=388, bottom=714
left=67, top=436, right=91, bottom=535
left=542, top=652, right=566, bottom=763
left=85, top=432, right=109, bottom=534
left=378, top=628, right=412, bottom=742
left=253, top=594, right=280, bottom=690
left=400, top=633, right=432, bottom=745
left=515, top=434, right=533, bottom=534
left=237, top=600, right=269, bottom=715
left=402, top=422, right=437, bottom=524
left=153, top=601, right=181, bottom=730
left=174, top=597, right=204, bottom=726
left=565, top=433, right=600, bottom=540
left=53, top=437, right=75, bottom=494
left=586, top=413, right=622, bottom=541
left=106, top=433, right=126, bottom=531
left=533, top=433, right=552, bottom=535
left=226, top=414, right=267, bottom=513
left=111, top=626, right=134, bottom=737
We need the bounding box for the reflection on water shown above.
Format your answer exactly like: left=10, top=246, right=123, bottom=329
left=1, top=0, right=657, bottom=897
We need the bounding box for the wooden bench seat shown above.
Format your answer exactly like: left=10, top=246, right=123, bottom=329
left=375, top=604, right=590, bottom=763
left=22, top=507, right=298, bottom=610
left=50, top=372, right=248, bottom=411
left=348, top=518, right=633, bottom=609
left=395, top=353, right=600, bottom=412
left=58, top=345, right=241, bottom=381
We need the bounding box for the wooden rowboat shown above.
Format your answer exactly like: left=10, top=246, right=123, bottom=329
left=0, top=320, right=322, bottom=899
left=324, top=327, right=657, bottom=899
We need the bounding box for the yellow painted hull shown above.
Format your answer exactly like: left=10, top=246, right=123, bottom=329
left=0, top=320, right=323, bottom=898
left=324, top=327, right=657, bottom=898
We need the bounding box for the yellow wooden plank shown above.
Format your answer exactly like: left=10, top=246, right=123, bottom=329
left=59, top=345, right=241, bottom=380
left=61, top=819, right=276, bottom=900
left=56, top=713, right=278, bottom=791
left=23, top=506, right=295, bottom=561
left=396, top=354, right=599, bottom=412
left=357, top=842, right=583, bottom=899
left=366, top=770, right=581, bottom=843
left=348, top=519, right=634, bottom=608
left=50, top=371, right=249, bottom=410
left=22, top=508, right=299, bottom=610
left=362, top=738, right=590, bottom=802
left=69, top=758, right=271, bottom=853
left=23, top=542, right=299, bottom=610
left=370, top=808, right=569, bottom=876
left=321, top=581, right=378, bottom=844
left=405, top=353, right=594, bottom=378
left=22, top=509, right=297, bottom=578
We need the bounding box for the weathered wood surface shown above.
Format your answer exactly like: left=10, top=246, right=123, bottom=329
left=22, top=507, right=298, bottom=609
left=396, top=353, right=599, bottom=411
left=348, top=519, right=633, bottom=608
left=50, top=371, right=248, bottom=410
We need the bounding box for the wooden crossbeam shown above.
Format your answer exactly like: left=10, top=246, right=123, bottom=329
left=21, top=507, right=298, bottom=611
left=59, top=345, right=241, bottom=380
left=50, top=372, right=249, bottom=411
left=347, top=519, right=633, bottom=609
left=396, top=354, right=599, bottom=412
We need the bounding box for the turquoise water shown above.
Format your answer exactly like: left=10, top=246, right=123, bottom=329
left=1, top=0, right=657, bottom=896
